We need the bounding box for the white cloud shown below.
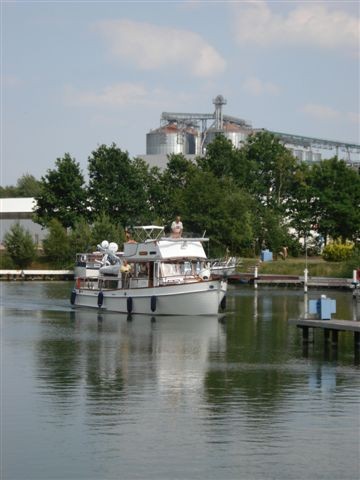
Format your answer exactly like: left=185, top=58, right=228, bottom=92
left=347, top=111, right=360, bottom=125
left=232, top=1, right=359, bottom=53
left=300, top=103, right=342, bottom=120
left=242, top=76, right=281, bottom=96
left=93, top=19, right=226, bottom=77
left=63, top=83, right=192, bottom=109
left=64, top=83, right=149, bottom=107
left=3, top=74, right=23, bottom=88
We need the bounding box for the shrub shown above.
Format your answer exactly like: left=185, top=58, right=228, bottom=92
left=43, top=219, right=72, bottom=268
left=322, top=241, right=354, bottom=262
left=0, top=252, right=16, bottom=269
left=342, top=246, right=360, bottom=277
left=3, top=222, right=36, bottom=268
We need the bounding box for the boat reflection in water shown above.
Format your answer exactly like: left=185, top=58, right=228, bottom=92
left=67, top=309, right=227, bottom=400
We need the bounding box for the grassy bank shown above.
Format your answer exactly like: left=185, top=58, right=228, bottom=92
left=239, top=257, right=347, bottom=278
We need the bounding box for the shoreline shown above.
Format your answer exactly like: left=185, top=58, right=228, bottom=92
left=1, top=268, right=358, bottom=291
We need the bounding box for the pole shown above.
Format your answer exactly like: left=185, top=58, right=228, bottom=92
left=304, top=267, right=308, bottom=294
left=304, top=232, right=308, bottom=293
left=353, top=269, right=358, bottom=284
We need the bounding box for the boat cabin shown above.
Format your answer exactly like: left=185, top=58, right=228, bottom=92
left=77, top=226, right=211, bottom=291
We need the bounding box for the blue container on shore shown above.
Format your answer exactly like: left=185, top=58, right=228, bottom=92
left=261, top=249, right=273, bottom=262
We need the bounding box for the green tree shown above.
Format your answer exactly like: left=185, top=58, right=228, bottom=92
left=310, top=157, right=360, bottom=242
left=216, top=186, right=255, bottom=255
left=197, top=134, right=252, bottom=188
left=343, top=245, right=360, bottom=277
left=91, top=213, right=125, bottom=249
left=68, top=217, right=93, bottom=257
left=286, top=162, right=315, bottom=241
left=131, top=157, right=164, bottom=224
left=42, top=219, right=72, bottom=268
left=176, top=169, right=255, bottom=256
left=0, top=185, right=17, bottom=198
left=3, top=222, right=36, bottom=268
left=241, top=131, right=297, bottom=209
left=34, top=154, right=88, bottom=228
left=198, top=135, right=237, bottom=178
left=253, top=207, right=291, bottom=257
left=87, top=144, right=152, bottom=226
left=0, top=174, right=41, bottom=198
left=16, top=174, right=42, bottom=197
left=159, top=153, right=197, bottom=226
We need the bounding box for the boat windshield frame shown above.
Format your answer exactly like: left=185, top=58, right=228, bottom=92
left=132, top=225, right=165, bottom=242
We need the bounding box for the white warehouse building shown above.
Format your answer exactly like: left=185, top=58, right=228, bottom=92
left=0, top=197, right=46, bottom=246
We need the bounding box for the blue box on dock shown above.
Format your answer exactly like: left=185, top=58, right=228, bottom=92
left=261, top=249, right=273, bottom=262
left=309, top=297, right=336, bottom=320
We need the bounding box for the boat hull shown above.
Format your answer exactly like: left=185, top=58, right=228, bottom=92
left=72, top=280, right=227, bottom=316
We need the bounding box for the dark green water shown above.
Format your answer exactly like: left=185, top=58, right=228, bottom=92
left=1, top=282, right=359, bottom=480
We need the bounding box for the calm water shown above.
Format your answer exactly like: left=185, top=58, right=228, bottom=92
left=1, top=282, right=360, bottom=480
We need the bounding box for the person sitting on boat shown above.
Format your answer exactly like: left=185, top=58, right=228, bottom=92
left=171, top=216, right=183, bottom=238
left=125, top=229, right=136, bottom=243
left=120, top=260, right=132, bottom=288
left=121, top=260, right=131, bottom=274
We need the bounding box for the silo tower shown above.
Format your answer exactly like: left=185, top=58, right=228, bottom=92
left=213, top=95, right=227, bottom=130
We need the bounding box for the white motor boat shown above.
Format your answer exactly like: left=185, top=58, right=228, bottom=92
left=70, top=226, right=227, bottom=316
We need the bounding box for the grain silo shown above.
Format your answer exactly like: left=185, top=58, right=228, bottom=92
left=203, top=122, right=251, bottom=150
left=146, top=123, right=199, bottom=155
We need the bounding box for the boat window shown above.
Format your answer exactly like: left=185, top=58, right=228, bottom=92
left=183, top=261, right=192, bottom=274
left=138, top=263, right=149, bottom=277
left=160, top=263, right=177, bottom=277
left=104, top=279, right=119, bottom=289
left=160, top=261, right=202, bottom=277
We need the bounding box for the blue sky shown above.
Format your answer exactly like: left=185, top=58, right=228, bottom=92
left=2, top=0, right=359, bottom=186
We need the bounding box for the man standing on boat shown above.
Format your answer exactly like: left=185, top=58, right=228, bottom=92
left=171, top=216, right=183, bottom=238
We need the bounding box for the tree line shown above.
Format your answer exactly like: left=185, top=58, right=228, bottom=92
left=3, top=131, right=360, bottom=267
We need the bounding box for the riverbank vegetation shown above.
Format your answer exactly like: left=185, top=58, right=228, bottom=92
left=2, top=131, right=360, bottom=270
left=241, top=257, right=357, bottom=278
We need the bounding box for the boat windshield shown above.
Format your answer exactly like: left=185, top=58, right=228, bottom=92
left=160, top=260, right=205, bottom=277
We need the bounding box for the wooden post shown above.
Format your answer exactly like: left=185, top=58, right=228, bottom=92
left=324, top=329, right=330, bottom=344
left=355, top=334, right=360, bottom=365
left=302, top=326, right=309, bottom=343
left=331, top=330, right=338, bottom=346
left=354, top=332, right=360, bottom=350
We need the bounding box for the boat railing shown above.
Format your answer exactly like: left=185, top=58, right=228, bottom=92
left=132, top=225, right=165, bottom=242
left=211, top=256, right=238, bottom=267
left=75, top=252, right=122, bottom=267
left=159, top=236, right=209, bottom=243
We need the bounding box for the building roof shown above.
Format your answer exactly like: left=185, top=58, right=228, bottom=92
left=0, top=197, right=36, bottom=214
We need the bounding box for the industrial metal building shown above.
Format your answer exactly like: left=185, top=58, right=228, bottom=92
left=141, top=95, right=360, bottom=170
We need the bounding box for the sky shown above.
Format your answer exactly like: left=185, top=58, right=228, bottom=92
left=1, top=0, right=359, bottom=186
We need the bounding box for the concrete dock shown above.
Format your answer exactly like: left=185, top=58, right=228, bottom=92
left=0, top=269, right=73, bottom=280
left=228, top=272, right=354, bottom=289
left=288, top=317, right=360, bottom=356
